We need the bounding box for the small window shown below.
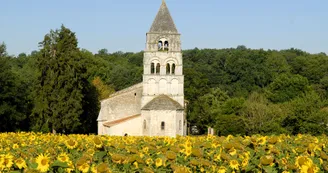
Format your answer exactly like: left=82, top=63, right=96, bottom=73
left=158, top=41, right=163, bottom=51
left=161, top=122, right=165, bottom=130
left=156, top=63, right=160, bottom=74
left=164, top=41, right=169, bottom=51
left=143, top=120, right=146, bottom=129
left=166, top=63, right=170, bottom=74
left=172, top=64, right=176, bottom=74
left=151, top=63, right=155, bottom=74
left=179, top=120, right=182, bottom=130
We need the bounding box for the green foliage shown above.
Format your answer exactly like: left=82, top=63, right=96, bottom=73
left=31, top=25, right=99, bottom=133
left=0, top=43, right=29, bottom=132
left=266, top=73, right=310, bottom=103
left=282, top=91, right=328, bottom=135
left=215, top=114, right=247, bottom=136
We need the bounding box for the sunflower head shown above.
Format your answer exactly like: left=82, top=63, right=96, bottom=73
left=15, top=158, right=27, bottom=169
left=166, top=151, right=177, bottom=160
left=36, top=154, right=50, bottom=173
left=65, top=139, right=78, bottom=149
left=57, top=153, right=70, bottom=163
left=97, top=163, right=111, bottom=173
left=155, top=158, right=163, bottom=167
left=229, top=160, right=239, bottom=170
left=93, top=137, right=103, bottom=148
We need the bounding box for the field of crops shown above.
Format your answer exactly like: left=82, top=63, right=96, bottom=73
left=0, top=133, right=327, bottom=173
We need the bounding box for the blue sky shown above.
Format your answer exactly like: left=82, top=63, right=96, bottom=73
left=1, top=0, right=328, bottom=56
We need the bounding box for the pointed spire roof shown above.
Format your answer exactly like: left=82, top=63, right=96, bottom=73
left=149, top=0, right=178, bottom=33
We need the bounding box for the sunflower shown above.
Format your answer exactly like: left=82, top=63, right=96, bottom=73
left=12, top=143, right=19, bottom=149
left=65, top=139, right=78, bottom=149
left=305, top=164, right=319, bottom=173
left=78, top=163, right=90, bottom=173
left=296, top=156, right=313, bottom=168
left=241, top=159, right=248, bottom=168
left=2, top=153, right=14, bottom=169
left=97, top=162, right=111, bottom=173
left=185, top=147, right=192, bottom=156
left=93, top=137, right=103, bottom=148
left=57, top=153, right=70, bottom=163
left=257, top=136, right=267, bottom=145
left=36, top=154, right=50, bottom=172
left=91, top=164, right=97, bottom=173
left=15, top=158, right=27, bottom=169
left=166, top=151, right=177, bottom=160
left=133, top=161, right=138, bottom=169
left=155, top=158, right=163, bottom=167
left=229, top=160, right=239, bottom=170
left=218, top=166, right=226, bottom=173
left=229, top=147, right=237, bottom=156
left=146, top=158, right=153, bottom=165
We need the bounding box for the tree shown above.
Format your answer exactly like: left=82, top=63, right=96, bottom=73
left=0, top=43, right=29, bottom=132
left=241, top=92, right=287, bottom=135
left=266, top=73, right=310, bottom=103
left=189, top=88, right=229, bottom=134
left=92, top=76, right=115, bottom=100
left=31, top=25, right=99, bottom=133
left=282, top=91, right=328, bottom=135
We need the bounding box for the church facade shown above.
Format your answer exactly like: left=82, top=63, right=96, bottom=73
left=97, top=1, right=186, bottom=137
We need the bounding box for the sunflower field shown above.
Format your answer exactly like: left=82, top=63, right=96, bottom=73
left=0, top=133, right=328, bottom=173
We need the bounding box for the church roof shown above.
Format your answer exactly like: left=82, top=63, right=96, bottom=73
left=103, top=114, right=141, bottom=127
left=142, top=95, right=184, bottom=110
left=149, top=0, right=178, bottom=33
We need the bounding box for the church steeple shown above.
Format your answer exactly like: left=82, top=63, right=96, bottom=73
left=149, top=0, right=178, bottom=33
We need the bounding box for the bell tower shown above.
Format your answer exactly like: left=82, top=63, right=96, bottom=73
left=141, top=0, right=184, bottom=108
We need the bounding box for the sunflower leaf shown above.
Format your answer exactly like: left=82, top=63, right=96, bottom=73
left=95, top=151, right=107, bottom=160
left=51, top=160, right=69, bottom=168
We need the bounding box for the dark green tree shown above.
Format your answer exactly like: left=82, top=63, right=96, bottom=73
left=31, top=25, right=99, bottom=133
left=0, top=43, right=29, bottom=132
left=282, top=91, right=328, bottom=135
left=266, top=73, right=310, bottom=103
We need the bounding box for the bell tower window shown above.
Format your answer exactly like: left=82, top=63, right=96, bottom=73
left=166, top=63, right=170, bottom=74
left=164, top=41, right=169, bottom=51
left=158, top=38, right=169, bottom=51
left=158, top=41, right=163, bottom=51
left=151, top=63, right=155, bottom=74
left=172, top=63, right=176, bottom=74
left=156, top=63, right=160, bottom=74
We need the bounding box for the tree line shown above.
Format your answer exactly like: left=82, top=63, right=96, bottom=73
left=1, top=26, right=328, bottom=135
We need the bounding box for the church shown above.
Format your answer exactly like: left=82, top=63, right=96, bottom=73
left=97, top=0, right=187, bottom=137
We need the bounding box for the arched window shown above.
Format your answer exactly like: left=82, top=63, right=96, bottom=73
left=143, top=120, right=146, bottom=129
left=166, top=63, right=170, bottom=74
left=158, top=41, right=163, bottom=51
left=156, top=63, right=160, bottom=74
left=161, top=122, right=165, bottom=130
left=164, top=41, right=169, bottom=51
left=151, top=63, right=155, bottom=74
left=172, top=63, right=176, bottom=74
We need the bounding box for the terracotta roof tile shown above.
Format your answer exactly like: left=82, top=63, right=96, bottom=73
left=103, top=114, right=140, bottom=127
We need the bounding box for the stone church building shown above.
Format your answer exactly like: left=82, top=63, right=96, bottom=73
left=97, top=0, right=187, bottom=137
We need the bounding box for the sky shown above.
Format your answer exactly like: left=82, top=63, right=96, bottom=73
left=1, top=0, right=328, bottom=56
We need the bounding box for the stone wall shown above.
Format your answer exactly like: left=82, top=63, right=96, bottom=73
left=105, top=116, right=142, bottom=136
left=97, top=83, right=143, bottom=135
left=142, top=110, right=180, bottom=137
